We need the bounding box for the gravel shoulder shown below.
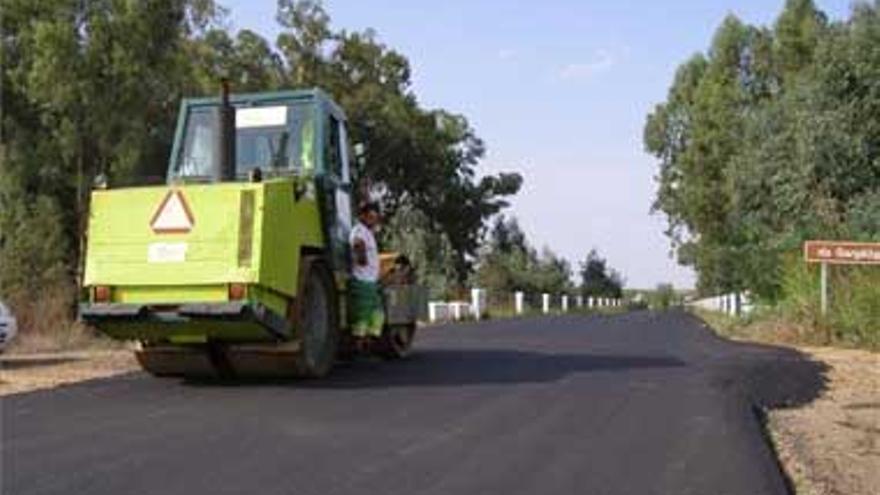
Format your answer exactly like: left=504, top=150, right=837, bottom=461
left=768, top=346, right=879, bottom=495
left=0, top=350, right=138, bottom=396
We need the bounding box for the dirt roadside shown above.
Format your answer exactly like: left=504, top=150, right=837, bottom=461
left=0, top=350, right=139, bottom=396
left=768, top=346, right=879, bottom=495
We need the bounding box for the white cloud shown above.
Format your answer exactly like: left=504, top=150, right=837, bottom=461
left=558, top=49, right=615, bottom=81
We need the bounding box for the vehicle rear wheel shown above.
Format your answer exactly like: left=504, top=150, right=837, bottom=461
left=293, top=259, right=339, bottom=377
left=380, top=323, right=416, bottom=360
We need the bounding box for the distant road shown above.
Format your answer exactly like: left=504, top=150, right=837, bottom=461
left=3, top=311, right=824, bottom=495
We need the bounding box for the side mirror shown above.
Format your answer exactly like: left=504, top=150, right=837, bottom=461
left=93, top=173, right=109, bottom=190
left=354, top=143, right=367, bottom=171
left=353, top=143, right=366, bottom=159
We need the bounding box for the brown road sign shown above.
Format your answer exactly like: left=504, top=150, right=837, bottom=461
left=804, top=240, right=880, bottom=265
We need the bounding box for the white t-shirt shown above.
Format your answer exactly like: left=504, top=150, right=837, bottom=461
left=350, top=222, right=379, bottom=282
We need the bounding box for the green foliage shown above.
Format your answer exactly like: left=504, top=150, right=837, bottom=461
left=649, top=283, right=679, bottom=310
left=647, top=1, right=879, bottom=347
left=381, top=204, right=458, bottom=299
left=203, top=0, right=523, bottom=283
left=0, top=193, right=69, bottom=297
left=0, top=0, right=521, bottom=324
left=1, top=0, right=215, bottom=306
left=474, top=216, right=576, bottom=305
left=645, top=1, right=880, bottom=301
left=578, top=249, right=623, bottom=299
left=846, top=191, right=880, bottom=239
left=476, top=218, right=626, bottom=310
left=777, top=253, right=822, bottom=327
left=829, top=266, right=880, bottom=348
left=774, top=0, right=827, bottom=79
left=773, top=253, right=879, bottom=348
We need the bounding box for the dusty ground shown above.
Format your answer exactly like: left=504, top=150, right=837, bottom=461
left=0, top=350, right=138, bottom=396
left=768, top=346, right=880, bottom=495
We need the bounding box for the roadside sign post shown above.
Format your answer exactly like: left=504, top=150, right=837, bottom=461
left=804, top=240, right=880, bottom=319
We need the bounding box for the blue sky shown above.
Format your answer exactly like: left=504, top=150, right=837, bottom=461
left=225, top=0, right=854, bottom=289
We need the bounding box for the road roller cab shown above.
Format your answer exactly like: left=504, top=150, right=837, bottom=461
left=80, top=87, right=424, bottom=378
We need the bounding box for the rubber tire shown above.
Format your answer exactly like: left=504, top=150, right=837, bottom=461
left=379, top=323, right=416, bottom=360
left=293, top=259, right=339, bottom=378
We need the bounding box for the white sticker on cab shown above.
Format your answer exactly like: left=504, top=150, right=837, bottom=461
left=236, top=106, right=288, bottom=128
left=147, top=242, right=188, bottom=263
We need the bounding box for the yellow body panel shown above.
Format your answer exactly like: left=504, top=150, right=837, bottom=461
left=83, top=178, right=325, bottom=314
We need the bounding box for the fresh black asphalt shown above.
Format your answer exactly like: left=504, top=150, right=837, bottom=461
left=1, top=311, right=826, bottom=495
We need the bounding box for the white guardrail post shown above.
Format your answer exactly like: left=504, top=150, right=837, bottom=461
left=542, top=293, right=550, bottom=314
left=450, top=302, right=470, bottom=321
left=515, top=291, right=524, bottom=315
left=428, top=302, right=447, bottom=323
left=471, top=288, right=486, bottom=320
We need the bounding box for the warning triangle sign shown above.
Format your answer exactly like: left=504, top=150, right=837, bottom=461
left=150, top=190, right=195, bottom=234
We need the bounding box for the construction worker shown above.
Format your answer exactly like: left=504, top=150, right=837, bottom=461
left=349, top=202, right=384, bottom=350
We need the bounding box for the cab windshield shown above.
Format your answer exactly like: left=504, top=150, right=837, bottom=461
left=172, top=102, right=316, bottom=179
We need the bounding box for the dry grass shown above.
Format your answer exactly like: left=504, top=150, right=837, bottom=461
left=694, top=309, right=832, bottom=348
left=8, top=321, right=116, bottom=354
left=1, top=288, right=137, bottom=395
left=4, top=286, right=121, bottom=355
left=0, top=349, right=138, bottom=396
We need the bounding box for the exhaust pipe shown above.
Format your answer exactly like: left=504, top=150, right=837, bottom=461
left=214, top=80, right=236, bottom=182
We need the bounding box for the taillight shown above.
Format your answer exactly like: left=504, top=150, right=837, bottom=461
left=228, top=283, right=248, bottom=301
left=93, top=286, right=112, bottom=303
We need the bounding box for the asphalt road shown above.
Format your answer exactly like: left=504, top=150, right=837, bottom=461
left=2, top=311, right=826, bottom=495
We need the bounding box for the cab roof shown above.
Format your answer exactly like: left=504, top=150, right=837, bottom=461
left=180, top=88, right=347, bottom=122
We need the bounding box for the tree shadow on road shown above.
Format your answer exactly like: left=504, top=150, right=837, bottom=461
left=661, top=310, right=831, bottom=410
left=189, top=349, right=687, bottom=389
left=709, top=341, right=831, bottom=410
